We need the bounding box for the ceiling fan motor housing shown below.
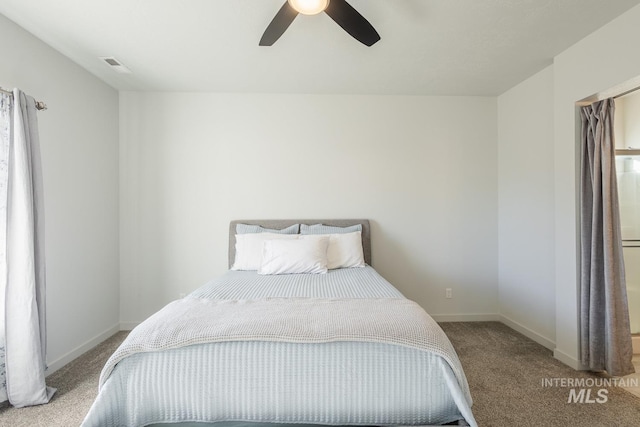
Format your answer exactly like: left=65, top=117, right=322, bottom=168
left=287, top=0, right=330, bottom=15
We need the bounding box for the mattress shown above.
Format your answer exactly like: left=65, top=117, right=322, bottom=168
left=81, top=267, right=476, bottom=427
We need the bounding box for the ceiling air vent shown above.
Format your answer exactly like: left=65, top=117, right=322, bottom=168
left=100, top=56, right=132, bottom=74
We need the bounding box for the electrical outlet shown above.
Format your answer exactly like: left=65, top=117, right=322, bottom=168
left=445, top=288, right=452, bottom=299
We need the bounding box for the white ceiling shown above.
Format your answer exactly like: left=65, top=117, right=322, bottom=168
left=2, top=0, right=640, bottom=96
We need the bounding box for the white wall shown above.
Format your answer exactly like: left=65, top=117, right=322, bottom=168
left=0, top=14, right=120, bottom=372
left=119, top=92, right=498, bottom=325
left=553, top=3, right=640, bottom=368
left=621, top=90, right=640, bottom=148
left=615, top=97, right=626, bottom=149
left=1, top=0, right=638, bottom=376
left=497, top=66, right=556, bottom=349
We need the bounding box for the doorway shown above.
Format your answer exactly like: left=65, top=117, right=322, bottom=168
left=614, top=90, right=640, bottom=352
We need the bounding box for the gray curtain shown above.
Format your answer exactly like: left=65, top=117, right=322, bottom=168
left=0, top=89, right=55, bottom=407
left=580, top=98, right=634, bottom=377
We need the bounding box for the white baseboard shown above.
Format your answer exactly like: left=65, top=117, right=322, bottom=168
left=431, top=313, right=500, bottom=322
left=633, top=335, right=640, bottom=354
left=46, top=316, right=582, bottom=377
left=434, top=313, right=582, bottom=370
left=554, top=348, right=585, bottom=370
left=46, top=322, right=121, bottom=377
left=119, top=321, right=140, bottom=331
left=433, top=313, right=555, bottom=350
left=498, top=314, right=555, bottom=350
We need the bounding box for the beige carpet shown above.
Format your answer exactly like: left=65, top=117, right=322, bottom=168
left=0, top=331, right=127, bottom=427
left=1, top=323, right=640, bottom=426
left=439, top=322, right=640, bottom=426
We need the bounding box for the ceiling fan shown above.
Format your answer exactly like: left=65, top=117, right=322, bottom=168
left=260, top=0, right=381, bottom=47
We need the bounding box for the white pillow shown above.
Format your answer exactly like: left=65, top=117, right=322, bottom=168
left=232, top=232, right=298, bottom=271
left=302, top=231, right=365, bottom=269
left=259, top=236, right=330, bottom=275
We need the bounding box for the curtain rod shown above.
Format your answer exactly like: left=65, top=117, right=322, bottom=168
left=0, top=87, right=47, bottom=111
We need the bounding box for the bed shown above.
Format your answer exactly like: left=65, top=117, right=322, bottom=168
left=81, top=219, right=477, bottom=427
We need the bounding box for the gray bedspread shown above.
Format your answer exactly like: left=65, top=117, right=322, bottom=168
left=82, top=267, right=477, bottom=427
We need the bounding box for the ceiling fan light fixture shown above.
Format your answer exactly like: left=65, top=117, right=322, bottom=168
left=288, top=0, right=330, bottom=15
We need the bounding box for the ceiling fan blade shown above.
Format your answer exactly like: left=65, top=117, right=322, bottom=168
left=325, top=0, right=380, bottom=46
left=260, top=2, right=299, bottom=46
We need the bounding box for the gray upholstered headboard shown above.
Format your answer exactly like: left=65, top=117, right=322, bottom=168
left=229, top=219, right=371, bottom=268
